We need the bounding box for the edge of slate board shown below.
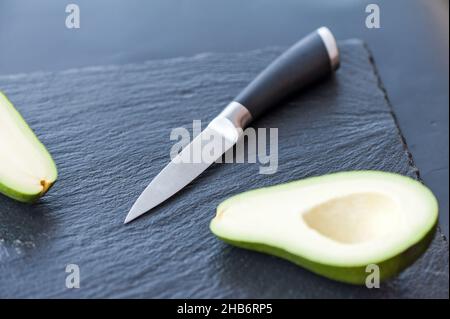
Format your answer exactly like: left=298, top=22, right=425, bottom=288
left=0, top=39, right=448, bottom=298
left=364, top=40, right=449, bottom=247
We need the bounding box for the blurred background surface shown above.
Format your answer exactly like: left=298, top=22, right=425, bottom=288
left=0, top=0, right=448, bottom=236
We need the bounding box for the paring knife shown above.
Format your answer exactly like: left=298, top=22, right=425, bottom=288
left=124, top=26, right=340, bottom=223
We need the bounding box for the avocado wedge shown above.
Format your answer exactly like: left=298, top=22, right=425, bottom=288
left=210, top=171, right=438, bottom=284
left=0, top=92, right=57, bottom=202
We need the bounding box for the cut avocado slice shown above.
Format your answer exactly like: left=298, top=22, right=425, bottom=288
left=210, top=171, right=438, bottom=284
left=0, top=92, right=57, bottom=203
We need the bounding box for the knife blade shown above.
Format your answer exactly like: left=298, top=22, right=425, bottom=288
left=125, top=26, right=340, bottom=223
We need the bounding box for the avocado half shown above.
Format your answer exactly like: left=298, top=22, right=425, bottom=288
left=0, top=92, right=57, bottom=203
left=210, top=171, right=438, bottom=284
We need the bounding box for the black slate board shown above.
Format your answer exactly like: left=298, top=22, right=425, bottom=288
left=0, top=40, right=448, bottom=298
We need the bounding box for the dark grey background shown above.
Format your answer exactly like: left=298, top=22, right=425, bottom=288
left=0, top=0, right=448, bottom=238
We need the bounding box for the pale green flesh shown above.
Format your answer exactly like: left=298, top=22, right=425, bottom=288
left=210, top=171, right=438, bottom=284
left=0, top=92, right=57, bottom=202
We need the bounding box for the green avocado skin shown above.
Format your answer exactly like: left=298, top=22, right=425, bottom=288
left=0, top=181, right=55, bottom=203
left=214, top=222, right=437, bottom=285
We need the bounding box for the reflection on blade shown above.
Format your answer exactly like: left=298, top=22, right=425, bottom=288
left=124, top=119, right=238, bottom=223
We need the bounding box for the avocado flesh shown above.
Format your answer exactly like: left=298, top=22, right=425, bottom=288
left=210, top=171, right=438, bottom=284
left=0, top=92, right=57, bottom=203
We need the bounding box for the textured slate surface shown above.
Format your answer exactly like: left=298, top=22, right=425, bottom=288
left=0, top=40, right=448, bottom=298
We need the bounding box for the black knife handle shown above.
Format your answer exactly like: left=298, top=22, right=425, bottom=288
left=234, top=27, right=339, bottom=120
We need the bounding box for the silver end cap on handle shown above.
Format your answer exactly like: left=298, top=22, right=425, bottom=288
left=317, top=26, right=340, bottom=71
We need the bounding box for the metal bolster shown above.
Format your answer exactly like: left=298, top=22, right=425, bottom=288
left=216, top=101, right=253, bottom=129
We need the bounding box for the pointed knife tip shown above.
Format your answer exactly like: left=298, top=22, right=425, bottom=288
left=124, top=198, right=148, bottom=224
left=124, top=210, right=139, bottom=224
left=123, top=216, right=132, bottom=224
left=124, top=203, right=150, bottom=224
